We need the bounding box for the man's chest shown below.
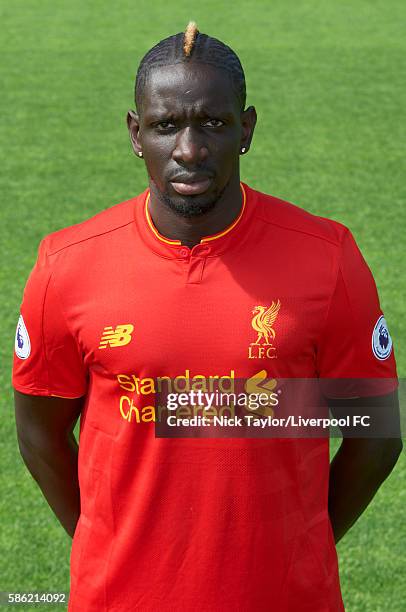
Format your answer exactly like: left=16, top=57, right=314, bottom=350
left=62, top=250, right=331, bottom=381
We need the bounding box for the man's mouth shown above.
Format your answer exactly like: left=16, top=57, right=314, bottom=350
left=170, top=177, right=212, bottom=196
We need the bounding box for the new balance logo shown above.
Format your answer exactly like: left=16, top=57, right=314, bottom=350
left=99, top=324, right=134, bottom=349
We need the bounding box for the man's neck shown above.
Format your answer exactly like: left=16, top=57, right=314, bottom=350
left=148, top=180, right=243, bottom=248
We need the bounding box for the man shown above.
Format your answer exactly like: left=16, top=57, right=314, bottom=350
left=13, top=22, right=401, bottom=611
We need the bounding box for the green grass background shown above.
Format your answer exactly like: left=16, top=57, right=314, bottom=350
left=1, top=1, right=404, bottom=610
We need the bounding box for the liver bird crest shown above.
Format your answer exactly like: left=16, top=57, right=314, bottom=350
left=251, top=301, right=281, bottom=346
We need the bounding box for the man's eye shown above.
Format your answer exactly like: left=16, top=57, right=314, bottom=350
left=203, top=119, right=224, bottom=128
left=156, top=121, right=175, bottom=130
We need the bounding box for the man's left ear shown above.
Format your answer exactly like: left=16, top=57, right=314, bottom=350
left=240, top=105, right=257, bottom=154
left=126, top=110, right=143, bottom=157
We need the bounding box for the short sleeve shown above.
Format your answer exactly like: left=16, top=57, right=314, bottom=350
left=316, top=228, right=398, bottom=398
left=12, top=239, right=88, bottom=398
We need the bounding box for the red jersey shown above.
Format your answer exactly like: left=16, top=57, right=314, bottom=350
left=13, top=183, right=397, bottom=611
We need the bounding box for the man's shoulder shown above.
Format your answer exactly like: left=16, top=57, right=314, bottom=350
left=247, top=184, right=349, bottom=247
left=41, top=190, right=147, bottom=257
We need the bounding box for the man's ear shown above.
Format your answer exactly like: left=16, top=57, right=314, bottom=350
left=126, top=110, right=142, bottom=157
left=240, top=105, right=257, bottom=153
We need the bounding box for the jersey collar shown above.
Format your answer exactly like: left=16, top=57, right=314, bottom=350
left=135, top=182, right=254, bottom=258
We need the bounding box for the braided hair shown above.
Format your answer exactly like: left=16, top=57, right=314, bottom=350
left=135, top=21, right=246, bottom=111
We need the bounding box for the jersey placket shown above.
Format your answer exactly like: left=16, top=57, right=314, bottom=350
left=178, top=244, right=211, bottom=284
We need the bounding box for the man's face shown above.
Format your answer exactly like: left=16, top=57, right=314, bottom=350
left=128, top=62, right=255, bottom=217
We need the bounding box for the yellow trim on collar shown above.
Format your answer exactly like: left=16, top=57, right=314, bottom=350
left=144, top=182, right=246, bottom=245
left=201, top=183, right=246, bottom=243
left=145, top=192, right=182, bottom=245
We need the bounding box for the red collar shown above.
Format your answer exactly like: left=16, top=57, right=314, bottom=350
left=135, top=182, right=255, bottom=258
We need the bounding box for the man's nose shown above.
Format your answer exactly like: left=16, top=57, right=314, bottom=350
left=172, top=127, right=209, bottom=165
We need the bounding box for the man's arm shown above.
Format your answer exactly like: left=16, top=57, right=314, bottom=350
left=14, top=390, right=84, bottom=538
left=328, top=390, right=402, bottom=544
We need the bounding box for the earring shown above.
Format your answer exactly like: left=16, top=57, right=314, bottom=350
left=138, top=151, right=143, bottom=158
left=241, top=147, right=246, bottom=154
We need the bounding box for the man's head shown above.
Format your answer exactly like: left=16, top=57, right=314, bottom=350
left=127, top=22, right=256, bottom=217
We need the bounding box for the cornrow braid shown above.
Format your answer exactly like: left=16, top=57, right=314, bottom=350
left=135, top=21, right=246, bottom=111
